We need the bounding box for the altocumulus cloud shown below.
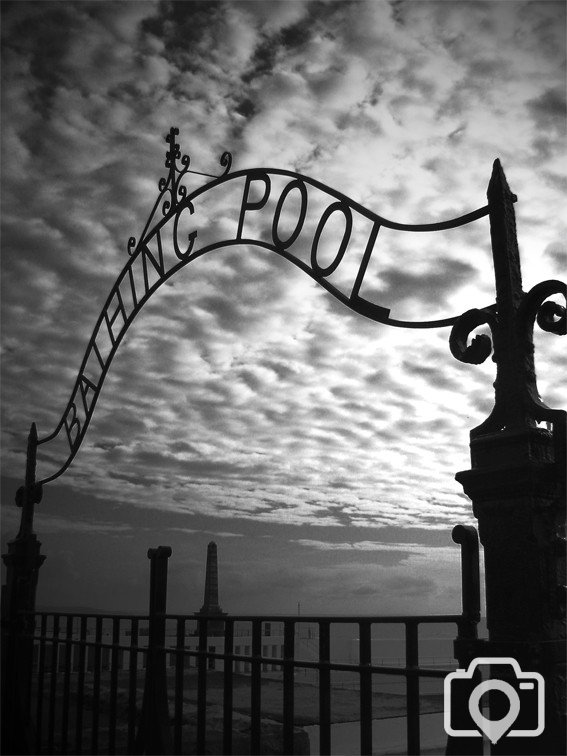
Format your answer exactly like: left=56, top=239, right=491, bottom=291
left=1, top=1, right=565, bottom=613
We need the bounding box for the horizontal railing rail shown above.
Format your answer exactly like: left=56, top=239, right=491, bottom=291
left=22, top=610, right=476, bottom=755
left=15, top=527, right=481, bottom=754
left=28, top=613, right=149, bottom=755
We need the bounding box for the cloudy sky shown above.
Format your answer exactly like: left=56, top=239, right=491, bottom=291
left=1, top=0, right=565, bottom=617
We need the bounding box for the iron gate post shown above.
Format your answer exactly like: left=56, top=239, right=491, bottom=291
left=134, top=546, right=174, bottom=755
left=1, top=424, right=46, bottom=755
left=446, top=526, right=482, bottom=755
left=452, top=162, right=566, bottom=754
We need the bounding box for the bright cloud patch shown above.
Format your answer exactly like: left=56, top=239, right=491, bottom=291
left=1, top=1, right=564, bottom=611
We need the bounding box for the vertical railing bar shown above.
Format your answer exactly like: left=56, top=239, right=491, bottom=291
left=173, top=618, right=185, bottom=755
left=222, top=619, right=234, bottom=756
left=405, top=621, right=420, bottom=756
left=91, top=615, right=103, bottom=755
left=196, top=617, right=208, bottom=754
left=60, top=615, right=74, bottom=755
left=20, top=608, right=479, bottom=756
left=75, top=615, right=88, bottom=755
left=318, top=620, right=331, bottom=756
left=47, top=614, right=60, bottom=754
left=359, top=620, right=373, bottom=755
left=21, top=610, right=36, bottom=730
left=108, top=617, right=120, bottom=754
left=250, top=619, right=262, bottom=755
left=282, top=620, right=295, bottom=755
left=35, top=613, right=48, bottom=756
left=127, top=618, right=139, bottom=754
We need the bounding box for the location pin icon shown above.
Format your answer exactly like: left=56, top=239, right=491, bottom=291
left=468, top=680, right=521, bottom=744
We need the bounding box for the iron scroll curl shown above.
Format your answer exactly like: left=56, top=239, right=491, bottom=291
left=34, top=129, right=500, bottom=485
left=449, top=279, right=566, bottom=440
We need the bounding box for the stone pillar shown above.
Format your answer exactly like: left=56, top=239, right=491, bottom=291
left=450, top=161, right=566, bottom=754
left=456, top=427, right=565, bottom=754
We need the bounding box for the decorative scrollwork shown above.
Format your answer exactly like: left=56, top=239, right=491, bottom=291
left=170, top=153, right=190, bottom=209
left=519, top=279, right=566, bottom=338
left=160, top=127, right=191, bottom=216
left=537, top=300, right=566, bottom=334
left=449, top=307, right=498, bottom=364
left=454, top=281, right=566, bottom=440
left=36, top=139, right=557, bottom=486
left=127, top=129, right=234, bottom=257
left=518, top=280, right=567, bottom=471
left=220, top=151, right=232, bottom=176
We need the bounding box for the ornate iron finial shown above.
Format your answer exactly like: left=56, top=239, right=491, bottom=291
left=160, top=126, right=190, bottom=216
left=128, top=128, right=232, bottom=256
left=450, top=159, right=566, bottom=441
left=164, top=127, right=182, bottom=181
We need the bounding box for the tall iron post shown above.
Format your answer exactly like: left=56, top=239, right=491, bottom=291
left=1, top=423, right=46, bottom=755
left=134, top=546, right=174, bottom=755
left=452, top=161, right=566, bottom=754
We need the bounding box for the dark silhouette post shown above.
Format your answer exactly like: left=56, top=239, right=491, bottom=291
left=451, top=161, right=566, bottom=754
left=134, top=546, right=173, bottom=755
left=1, top=423, right=45, bottom=755
left=446, top=526, right=483, bottom=755
left=195, top=541, right=227, bottom=636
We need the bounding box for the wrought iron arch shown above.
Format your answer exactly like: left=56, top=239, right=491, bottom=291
left=17, top=127, right=564, bottom=493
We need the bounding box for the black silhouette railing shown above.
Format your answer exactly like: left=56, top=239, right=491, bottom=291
left=27, top=612, right=475, bottom=756
left=18, top=526, right=481, bottom=756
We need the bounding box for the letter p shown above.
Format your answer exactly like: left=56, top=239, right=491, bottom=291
left=237, top=172, right=271, bottom=240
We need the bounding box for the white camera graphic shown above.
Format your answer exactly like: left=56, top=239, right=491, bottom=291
left=444, top=657, right=545, bottom=745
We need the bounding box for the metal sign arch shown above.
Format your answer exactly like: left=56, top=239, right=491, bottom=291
left=25, top=127, right=564, bottom=489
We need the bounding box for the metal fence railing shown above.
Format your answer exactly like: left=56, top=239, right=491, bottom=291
left=7, top=526, right=482, bottom=755
left=27, top=611, right=475, bottom=755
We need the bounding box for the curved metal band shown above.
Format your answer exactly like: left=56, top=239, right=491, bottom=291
left=35, top=165, right=491, bottom=485
left=180, top=166, right=491, bottom=231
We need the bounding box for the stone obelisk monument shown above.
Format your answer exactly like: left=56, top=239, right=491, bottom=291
left=195, top=542, right=226, bottom=635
